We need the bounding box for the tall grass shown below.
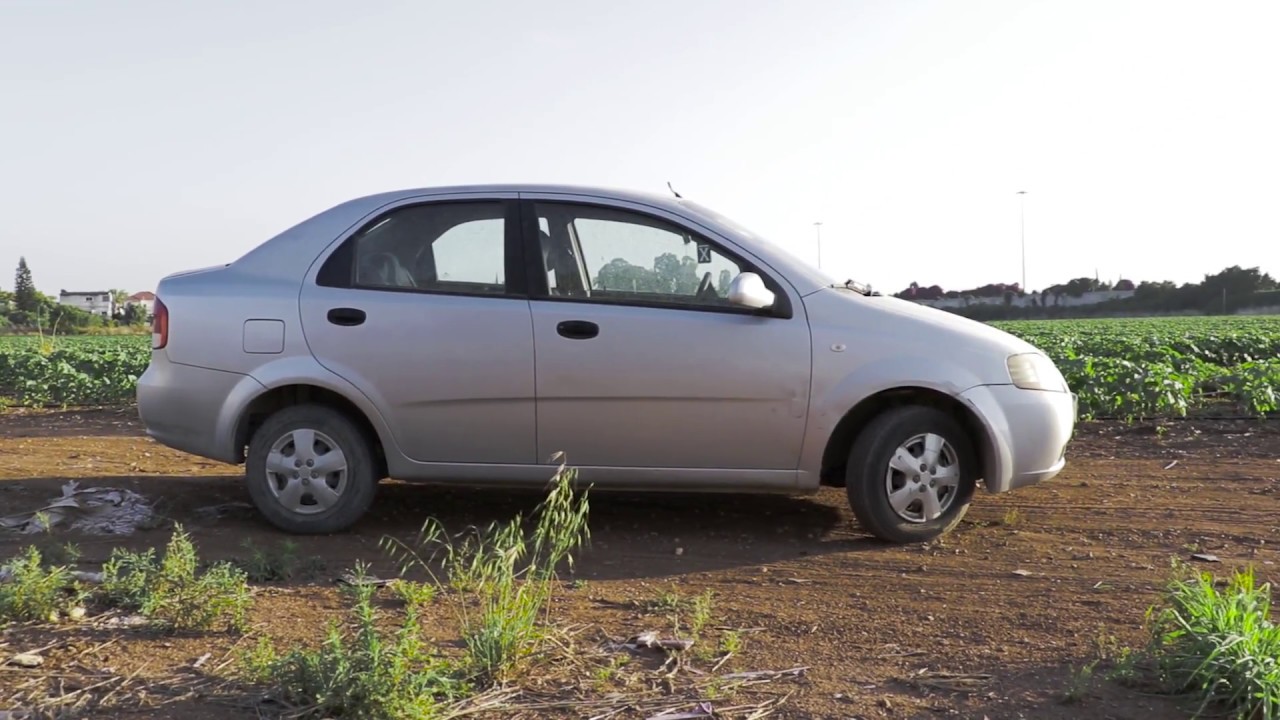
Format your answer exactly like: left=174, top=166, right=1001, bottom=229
left=242, top=563, right=466, bottom=720
left=245, top=459, right=591, bottom=718
left=383, top=455, right=590, bottom=681
left=1146, top=564, right=1280, bottom=719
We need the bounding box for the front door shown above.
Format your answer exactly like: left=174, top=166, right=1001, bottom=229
left=524, top=197, right=812, bottom=471
left=299, top=195, right=537, bottom=465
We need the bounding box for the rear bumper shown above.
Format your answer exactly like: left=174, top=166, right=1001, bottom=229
left=136, top=353, right=263, bottom=464
left=958, top=384, right=1077, bottom=493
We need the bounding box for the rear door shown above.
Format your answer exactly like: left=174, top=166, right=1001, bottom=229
left=299, top=194, right=537, bottom=465
left=521, top=195, right=813, bottom=472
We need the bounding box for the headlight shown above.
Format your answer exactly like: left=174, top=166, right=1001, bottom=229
left=1006, top=352, right=1068, bottom=392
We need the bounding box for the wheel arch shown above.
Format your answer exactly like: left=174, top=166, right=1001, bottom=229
left=233, top=384, right=389, bottom=480
left=819, top=386, right=995, bottom=488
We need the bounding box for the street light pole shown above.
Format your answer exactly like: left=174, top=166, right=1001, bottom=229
left=814, top=221, right=823, bottom=269
left=1017, top=191, right=1027, bottom=291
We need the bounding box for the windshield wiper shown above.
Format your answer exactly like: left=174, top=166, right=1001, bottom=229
left=832, top=278, right=880, bottom=296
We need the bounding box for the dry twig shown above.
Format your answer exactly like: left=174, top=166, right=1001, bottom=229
left=899, top=668, right=993, bottom=692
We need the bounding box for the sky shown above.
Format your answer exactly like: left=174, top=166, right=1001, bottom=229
left=1, top=0, right=1277, bottom=297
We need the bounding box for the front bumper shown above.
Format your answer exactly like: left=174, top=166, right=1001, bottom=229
left=958, top=384, right=1077, bottom=493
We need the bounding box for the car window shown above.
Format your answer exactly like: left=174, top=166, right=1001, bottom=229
left=348, top=202, right=507, bottom=294
left=533, top=202, right=746, bottom=308
left=431, top=219, right=505, bottom=285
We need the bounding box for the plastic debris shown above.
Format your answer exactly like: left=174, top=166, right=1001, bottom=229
left=7, top=653, right=44, bottom=668
left=0, top=481, right=153, bottom=535
left=605, top=630, right=695, bottom=654
left=336, top=571, right=393, bottom=587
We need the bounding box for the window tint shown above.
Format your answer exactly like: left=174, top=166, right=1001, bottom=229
left=431, top=219, right=505, bottom=284
left=345, top=202, right=508, bottom=294
left=533, top=202, right=746, bottom=308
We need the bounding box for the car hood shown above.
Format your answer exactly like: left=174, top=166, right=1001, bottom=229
left=802, top=288, right=1043, bottom=386
left=851, top=293, right=1039, bottom=353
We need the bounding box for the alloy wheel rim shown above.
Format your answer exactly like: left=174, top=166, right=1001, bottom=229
left=883, top=432, right=961, bottom=523
left=264, top=428, right=349, bottom=515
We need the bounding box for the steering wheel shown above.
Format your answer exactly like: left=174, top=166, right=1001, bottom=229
left=695, top=271, right=714, bottom=299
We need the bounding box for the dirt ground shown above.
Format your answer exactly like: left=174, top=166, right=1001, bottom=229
left=1, top=408, right=1278, bottom=720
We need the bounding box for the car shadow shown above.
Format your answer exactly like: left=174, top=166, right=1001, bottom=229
left=0, top=407, right=142, bottom=437
left=0, top=474, right=888, bottom=581
left=368, top=481, right=879, bottom=580
left=876, top=658, right=1195, bottom=720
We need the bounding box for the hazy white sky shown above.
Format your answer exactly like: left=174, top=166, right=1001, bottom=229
left=2, top=0, right=1276, bottom=296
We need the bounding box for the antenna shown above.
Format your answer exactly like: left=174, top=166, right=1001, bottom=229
left=666, top=181, right=683, bottom=199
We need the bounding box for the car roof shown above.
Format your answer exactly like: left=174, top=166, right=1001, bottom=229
left=352, top=182, right=678, bottom=204
left=230, top=183, right=835, bottom=296
left=331, top=183, right=700, bottom=223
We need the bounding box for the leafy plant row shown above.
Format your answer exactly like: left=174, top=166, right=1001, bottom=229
left=1, top=317, right=1277, bottom=418
left=997, top=317, right=1280, bottom=418
left=0, top=336, right=149, bottom=406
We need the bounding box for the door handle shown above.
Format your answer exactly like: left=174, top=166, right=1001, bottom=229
left=556, top=320, right=599, bottom=339
left=327, top=307, right=366, bottom=326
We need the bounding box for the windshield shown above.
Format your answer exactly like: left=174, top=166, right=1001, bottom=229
left=676, top=199, right=848, bottom=287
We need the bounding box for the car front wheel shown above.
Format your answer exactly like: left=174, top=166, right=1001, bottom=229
left=845, top=405, right=978, bottom=543
left=245, top=404, right=378, bottom=534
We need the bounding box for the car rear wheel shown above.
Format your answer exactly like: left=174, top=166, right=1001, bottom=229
left=245, top=404, right=377, bottom=534
left=845, top=405, right=977, bottom=543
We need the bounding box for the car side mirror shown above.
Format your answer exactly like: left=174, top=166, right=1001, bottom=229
left=727, top=272, right=775, bottom=310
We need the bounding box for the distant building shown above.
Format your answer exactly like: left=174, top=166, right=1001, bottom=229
left=126, top=291, right=156, bottom=317
left=58, top=290, right=115, bottom=318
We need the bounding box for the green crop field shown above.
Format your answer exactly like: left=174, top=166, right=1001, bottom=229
left=1, top=315, right=1278, bottom=418
left=0, top=335, right=151, bottom=407
left=994, top=316, right=1280, bottom=418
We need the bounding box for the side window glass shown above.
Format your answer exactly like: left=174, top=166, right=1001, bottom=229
left=348, top=202, right=507, bottom=294
left=432, top=219, right=505, bottom=285
left=533, top=203, right=746, bottom=307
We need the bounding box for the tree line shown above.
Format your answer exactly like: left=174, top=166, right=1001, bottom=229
left=1, top=257, right=150, bottom=333
left=897, top=265, right=1279, bottom=320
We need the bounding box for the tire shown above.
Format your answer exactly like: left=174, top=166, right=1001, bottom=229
left=244, top=403, right=378, bottom=534
left=845, top=405, right=978, bottom=543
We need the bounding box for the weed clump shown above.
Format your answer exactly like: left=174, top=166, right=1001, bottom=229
left=384, top=457, right=591, bottom=681
left=242, top=563, right=466, bottom=720
left=235, top=539, right=325, bottom=582
left=0, top=546, right=83, bottom=623
left=1145, top=564, right=1280, bottom=719
left=246, top=459, right=591, bottom=716
left=391, top=578, right=437, bottom=609
left=101, top=524, right=251, bottom=632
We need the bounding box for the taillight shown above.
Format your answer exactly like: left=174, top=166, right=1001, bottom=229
left=152, top=298, right=169, bottom=350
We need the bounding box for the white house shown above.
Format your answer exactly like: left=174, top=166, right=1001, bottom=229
left=58, top=290, right=115, bottom=318
left=126, top=291, right=155, bottom=317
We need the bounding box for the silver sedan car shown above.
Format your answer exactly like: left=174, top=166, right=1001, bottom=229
left=137, top=184, right=1076, bottom=543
